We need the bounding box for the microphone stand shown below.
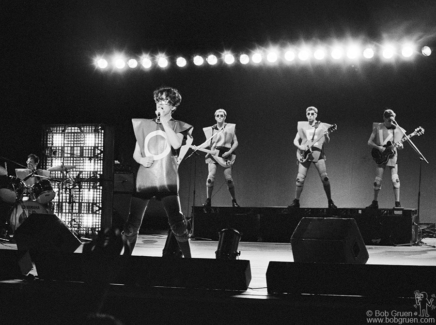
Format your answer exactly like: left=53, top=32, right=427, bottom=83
left=391, top=119, right=429, bottom=244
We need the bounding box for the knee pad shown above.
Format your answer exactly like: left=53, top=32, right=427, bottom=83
left=373, top=176, right=382, bottom=190
left=226, top=178, right=234, bottom=189
left=392, top=174, right=400, bottom=189
left=206, top=177, right=215, bottom=188
left=320, top=173, right=329, bottom=186
left=122, top=224, right=138, bottom=238
left=170, top=219, right=189, bottom=242
left=296, top=173, right=306, bottom=187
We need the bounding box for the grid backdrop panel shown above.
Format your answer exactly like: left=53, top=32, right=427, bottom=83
left=40, top=124, right=106, bottom=236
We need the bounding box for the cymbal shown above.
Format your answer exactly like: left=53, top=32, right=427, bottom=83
left=48, top=165, right=76, bottom=172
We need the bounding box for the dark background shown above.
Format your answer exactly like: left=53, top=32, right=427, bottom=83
left=2, top=0, right=436, bottom=222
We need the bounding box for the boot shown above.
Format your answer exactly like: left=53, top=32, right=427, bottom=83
left=328, top=199, right=337, bottom=209
left=288, top=199, right=300, bottom=209
left=232, top=199, right=240, bottom=208
left=366, top=200, right=379, bottom=209
left=203, top=198, right=211, bottom=207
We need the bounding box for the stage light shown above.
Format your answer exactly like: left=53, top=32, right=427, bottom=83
left=215, top=228, right=241, bottom=260
left=421, top=46, right=432, bottom=56
left=53, top=133, right=63, bottom=145
left=113, top=57, right=126, bottom=70
left=85, top=134, right=95, bottom=146
left=313, top=47, right=326, bottom=60
left=284, top=50, right=296, bottom=62
left=251, top=52, right=262, bottom=64
left=266, top=51, right=278, bottom=63
left=401, top=44, right=414, bottom=58
left=298, top=49, right=310, bottom=61
left=239, top=54, right=250, bottom=64
left=141, top=57, right=152, bottom=69
left=157, top=56, right=169, bottom=68
left=207, top=54, right=218, bottom=65
left=224, top=53, right=235, bottom=65
left=96, top=58, right=108, bottom=69
left=193, top=55, right=204, bottom=66
left=363, top=47, right=375, bottom=59
left=331, top=46, right=344, bottom=60
left=176, top=57, right=187, bottom=67
left=346, top=45, right=360, bottom=59
left=127, top=59, right=138, bottom=68
left=382, top=45, right=395, bottom=59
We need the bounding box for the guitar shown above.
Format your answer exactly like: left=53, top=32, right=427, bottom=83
left=296, top=124, right=337, bottom=163
left=191, top=146, right=236, bottom=168
left=371, top=127, right=425, bottom=165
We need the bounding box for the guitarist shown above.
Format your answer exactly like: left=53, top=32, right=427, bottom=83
left=288, top=106, right=337, bottom=209
left=367, top=109, right=405, bottom=209
left=198, top=109, right=240, bottom=208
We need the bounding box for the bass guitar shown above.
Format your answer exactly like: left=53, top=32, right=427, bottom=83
left=191, top=146, right=236, bottom=168
left=371, top=126, right=424, bottom=165
left=296, top=124, right=337, bottom=163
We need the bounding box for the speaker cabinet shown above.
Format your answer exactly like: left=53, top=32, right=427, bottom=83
left=0, top=250, right=23, bottom=280
left=14, top=214, right=81, bottom=253
left=117, top=256, right=252, bottom=291
left=291, top=217, right=368, bottom=264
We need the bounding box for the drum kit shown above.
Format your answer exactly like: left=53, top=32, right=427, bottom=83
left=0, top=163, right=76, bottom=233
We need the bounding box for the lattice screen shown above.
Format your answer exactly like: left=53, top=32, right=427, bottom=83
left=40, top=124, right=108, bottom=237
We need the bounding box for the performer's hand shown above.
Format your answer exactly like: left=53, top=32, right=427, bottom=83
left=379, top=146, right=386, bottom=152
left=141, top=156, right=154, bottom=168
left=298, top=145, right=307, bottom=151
left=222, top=151, right=230, bottom=158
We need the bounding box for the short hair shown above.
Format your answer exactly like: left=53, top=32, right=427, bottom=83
left=383, top=109, right=396, bottom=119
left=153, top=87, right=182, bottom=107
left=306, top=106, right=318, bottom=114
left=214, top=108, right=227, bottom=117
left=27, top=154, right=39, bottom=165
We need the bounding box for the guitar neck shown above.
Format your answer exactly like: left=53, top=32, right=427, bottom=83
left=195, top=147, right=212, bottom=155
left=394, top=132, right=416, bottom=147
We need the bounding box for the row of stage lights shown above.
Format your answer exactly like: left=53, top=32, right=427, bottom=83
left=94, top=43, right=433, bottom=71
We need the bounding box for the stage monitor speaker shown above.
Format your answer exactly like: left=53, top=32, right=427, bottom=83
left=291, top=217, right=369, bottom=264
left=0, top=250, right=23, bottom=280
left=116, top=256, right=252, bottom=291
left=14, top=214, right=81, bottom=253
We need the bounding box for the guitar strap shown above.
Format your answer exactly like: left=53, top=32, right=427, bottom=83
left=311, top=121, right=320, bottom=141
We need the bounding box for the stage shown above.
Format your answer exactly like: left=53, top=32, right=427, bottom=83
left=1, top=223, right=436, bottom=325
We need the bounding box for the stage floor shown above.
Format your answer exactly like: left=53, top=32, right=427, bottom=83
left=3, top=231, right=435, bottom=298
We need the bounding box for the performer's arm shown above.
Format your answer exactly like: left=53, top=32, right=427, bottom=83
left=133, top=142, right=154, bottom=168
left=222, top=134, right=238, bottom=158
left=294, top=133, right=305, bottom=151
left=160, top=118, right=184, bottom=150
left=368, top=128, right=384, bottom=152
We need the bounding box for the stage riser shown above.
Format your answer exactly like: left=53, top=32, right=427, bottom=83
left=267, top=262, right=436, bottom=297
left=192, top=207, right=418, bottom=245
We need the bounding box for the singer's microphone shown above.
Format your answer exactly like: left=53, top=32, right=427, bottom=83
left=156, top=112, right=161, bottom=122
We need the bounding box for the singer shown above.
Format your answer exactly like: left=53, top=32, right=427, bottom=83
left=367, top=109, right=405, bottom=209
left=288, top=106, right=337, bottom=209
left=122, top=86, right=193, bottom=258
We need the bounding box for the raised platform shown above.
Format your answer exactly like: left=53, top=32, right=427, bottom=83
left=191, top=206, right=419, bottom=245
